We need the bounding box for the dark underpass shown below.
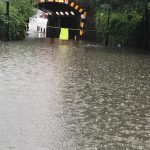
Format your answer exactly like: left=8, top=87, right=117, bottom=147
left=37, top=1, right=86, bottom=39
left=46, top=13, right=80, bottom=39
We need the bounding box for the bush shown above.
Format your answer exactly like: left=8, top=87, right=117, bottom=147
left=0, top=11, right=6, bottom=40
left=0, top=0, right=35, bottom=41
left=96, top=10, right=143, bottom=47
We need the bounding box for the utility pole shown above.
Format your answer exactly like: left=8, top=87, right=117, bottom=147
left=144, top=0, right=149, bottom=51
left=6, top=0, right=10, bottom=41
left=105, top=9, right=110, bottom=46
left=101, top=4, right=111, bottom=47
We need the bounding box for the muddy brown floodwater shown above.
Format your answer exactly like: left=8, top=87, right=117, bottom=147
left=0, top=38, right=150, bottom=150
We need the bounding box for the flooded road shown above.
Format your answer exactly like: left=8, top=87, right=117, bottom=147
left=0, top=38, right=150, bottom=150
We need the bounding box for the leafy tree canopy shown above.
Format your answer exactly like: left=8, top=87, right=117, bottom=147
left=0, top=0, right=35, bottom=40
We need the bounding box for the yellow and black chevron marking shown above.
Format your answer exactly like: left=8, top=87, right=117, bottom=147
left=69, top=2, right=86, bottom=16
left=69, top=2, right=86, bottom=37
left=80, top=20, right=85, bottom=37
left=37, top=0, right=87, bottom=37
left=37, top=0, right=87, bottom=16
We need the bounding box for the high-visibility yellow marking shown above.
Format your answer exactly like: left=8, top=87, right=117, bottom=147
left=80, top=22, right=84, bottom=28
left=79, top=8, right=83, bottom=13
left=80, top=30, right=84, bottom=36
left=59, top=28, right=69, bottom=40
left=84, top=11, right=87, bottom=16
left=70, top=2, right=75, bottom=7
left=75, top=5, right=79, bottom=10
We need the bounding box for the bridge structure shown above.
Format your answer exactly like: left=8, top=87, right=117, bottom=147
left=36, top=0, right=87, bottom=39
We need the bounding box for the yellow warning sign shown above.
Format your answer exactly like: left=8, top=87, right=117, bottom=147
left=59, top=28, right=69, bottom=40
left=80, top=30, right=84, bottom=36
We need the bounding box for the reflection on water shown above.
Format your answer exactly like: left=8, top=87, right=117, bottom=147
left=27, top=31, right=46, bottom=39
left=0, top=38, right=150, bottom=150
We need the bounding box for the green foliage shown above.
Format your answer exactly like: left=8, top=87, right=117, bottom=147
left=95, top=0, right=150, bottom=48
left=0, top=0, right=35, bottom=41
left=96, top=10, right=143, bottom=46
left=0, top=9, right=6, bottom=39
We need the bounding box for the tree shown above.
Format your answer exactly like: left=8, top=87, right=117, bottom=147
left=0, top=0, right=35, bottom=40
left=94, top=0, right=150, bottom=49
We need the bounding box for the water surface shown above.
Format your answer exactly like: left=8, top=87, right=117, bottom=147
left=0, top=38, right=150, bottom=150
